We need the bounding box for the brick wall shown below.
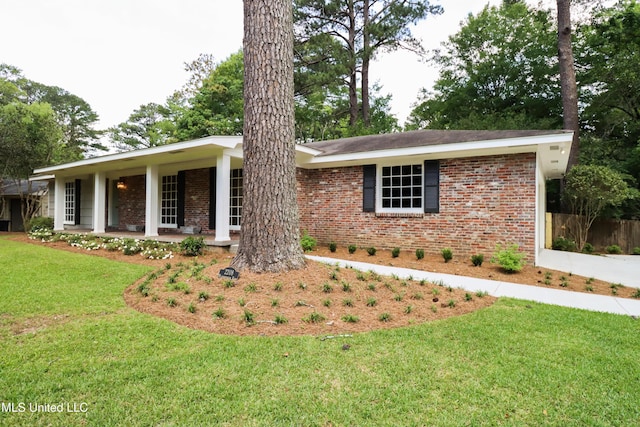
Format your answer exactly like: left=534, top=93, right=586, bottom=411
left=184, top=168, right=213, bottom=234
left=118, top=175, right=145, bottom=229
left=296, top=153, right=537, bottom=261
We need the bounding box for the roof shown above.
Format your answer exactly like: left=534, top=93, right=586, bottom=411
left=1, top=179, right=48, bottom=196
left=304, top=130, right=573, bottom=157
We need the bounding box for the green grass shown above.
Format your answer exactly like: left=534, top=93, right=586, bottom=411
left=2, top=236, right=640, bottom=426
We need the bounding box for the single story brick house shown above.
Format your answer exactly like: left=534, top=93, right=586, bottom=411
left=31, top=129, right=572, bottom=264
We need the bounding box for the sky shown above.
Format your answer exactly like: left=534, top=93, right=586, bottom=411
left=0, top=0, right=507, bottom=132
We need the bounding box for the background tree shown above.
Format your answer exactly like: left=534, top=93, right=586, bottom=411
left=562, top=165, right=634, bottom=251
left=294, top=0, right=441, bottom=130
left=108, top=102, right=178, bottom=151
left=231, top=0, right=306, bottom=272
left=407, top=1, right=561, bottom=130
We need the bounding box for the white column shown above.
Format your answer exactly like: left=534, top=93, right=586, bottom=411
left=93, top=172, right=106, bottom=233
left=215, top=153, right=231, bottom=242
left=53, top=177, right=65, bottom=231
left=145, top=165, right=159, bottom=237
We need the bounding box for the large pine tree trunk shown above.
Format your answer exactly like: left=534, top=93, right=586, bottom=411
left=347, top=0, right=359, bottom=127
left=557, top=0, right=580, bottom=168
left=361, top=0, right=371, bottom=128
left=232, top=0, right=306, bottom=273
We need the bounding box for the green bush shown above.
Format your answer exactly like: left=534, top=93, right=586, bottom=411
left=491, top=244, right=525, bottom=273
left=348, top=244, right=357, bottom=254
left=552, top=236, right=577, bottom=252
left=366, top=247, right=377, bottom=256
left=180, top=236, right=205, bottom=256
left=606, top=245, right=622, bottom=254
left=471, top=254, right=484, bottom=267
left=633, top=247, right=640, bottom=255
left=441, top=248, right=453, bottom=263
left=415, top=249, right=425, bottom=260
left=582, top=242, right=595, bottom=254
left=27, top=216, right=54, bottom=232
left=329, top=242, right=337, bottom=252
left=391, top=247, right=400, bottom=258
left=300, top=231, right=317, bottom=252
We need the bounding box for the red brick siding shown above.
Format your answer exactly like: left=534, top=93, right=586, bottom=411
left=184, top=168, right=213, bottom=234
left=296, top=153, right=537, bottom=261
left=118, top=175, right=145, bottom=229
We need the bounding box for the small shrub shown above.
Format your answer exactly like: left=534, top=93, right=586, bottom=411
left=271, top=299, right=280, bottom=307
left=166, top=297, right=177, bottom=307
left=223, top=280, right=236, bottom=288
left=215, top=294, right=225, bottom=302
left=180, top=236, right=205, bottom=256
left=341, top=314, right=359, bottom=323
left=348, top=244, right=357, bottom=254
left=198, top=291, right=209, bottom=302
left=471, top=254, right=484, bottom=267
left=342, top=298, right=354, bottom=307
left=243, top=309, right=256, bottom=325
left=322, top=282, right=333, bottom=293
left=447, top=299, right=456, bottom=308
left=274, top=315, right=288, bottom=324
left=238, top=298, right=246, bottom=307
left=300, top=231, right=317, bottom=252
left=329, top=270, right=339, bottom=281
left=415, top=249, right=425, bottom=260
left=393, top=293, right=403, bottom=302
left=582, top=243, right=594, bottom=254
left=586, top=277, right=595, bottom=285
left=27, top=216, right=54, bottom=232
left=606, top=245, right=622, bottom=254
left=552, top=236, right=577, bottom=252
left=411, top=292, right=424, bottom=300
left=633, top=247, right=640, bottom=255
left=632, top=289, right=640, bottom=299
left=355, top=271, right=366, bottom=281
left=464, top=293, right=473, bottom=302
left=475, top=290, right=488, bottom=298
left=212, top=307, right=226, bottom=319
left=187, top=302, right=197, bottom=313
left=585, top=285, right=594, bottom=292
left=441, top=248, right=453, bottom=263
left=391, top=247, right=401, bottom=258
left=366, top=297, right=377, bottom=307
left=367, top=283, right=376, bottom=291
left=245, top=283, right=258, bottom=293
left=491, top=244, right=525, bottom=273
left=378, top=312, right=391, bottom=322
left=430, top=304, right=438, bottom=313
left=366, top=247, right=377, bottom=256
left=298, top=282, right=307, bottom=290
left=404, top=305, right=413, bottom=314
left=322, top=299, right=332, bottom=307
left=273, top=282, right=284, bottom=291
left=302, top=311, right=326, bottom=323
left=341, top=281, right=352, bottom=292
left=329, top=242, right=337, bottom=252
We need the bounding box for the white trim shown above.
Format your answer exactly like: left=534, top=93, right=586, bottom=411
left=93, top=172, right=106, bottom=233
left=376, top=162, right=424, bottom=214
left=145, top=165, right=159, bottom=237
left=215, top=153, right=231, bottom=242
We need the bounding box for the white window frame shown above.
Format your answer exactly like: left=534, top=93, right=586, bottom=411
left=377, top=163, right=423, bottom=214
left=229, top=168, right=243, bottom=231
left=160, top=174, right=178, bottom=228
left=64, top=181, right=75, bottom=224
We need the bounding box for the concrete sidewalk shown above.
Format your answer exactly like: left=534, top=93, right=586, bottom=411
left=306, top=255, right=640, bottom=317
left=538, top=249, right=640, bottom=288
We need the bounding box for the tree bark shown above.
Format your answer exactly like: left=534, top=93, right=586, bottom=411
left=361, top=0, right=371, bottom=127
left=347, top=0, right=359, bottom=127
left=557, top=0, right=580, bottom=168
left=232, top=0, right=306, bottom=272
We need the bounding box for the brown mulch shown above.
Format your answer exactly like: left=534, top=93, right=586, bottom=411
left=7, top=233, right=636, bottom=336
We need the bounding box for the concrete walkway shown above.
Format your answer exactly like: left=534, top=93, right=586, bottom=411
left=306, top=255, right=640, bottom=317
left=538, top=249, right=640, bottom=288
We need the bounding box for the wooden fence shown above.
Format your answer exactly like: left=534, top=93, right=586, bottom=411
left=550, top=213, right=640, bottom=254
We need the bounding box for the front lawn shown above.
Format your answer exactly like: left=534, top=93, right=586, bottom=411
left=1, top=236, right=639, bottom=426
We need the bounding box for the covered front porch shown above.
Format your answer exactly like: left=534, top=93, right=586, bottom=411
left=32, top=136, right=245, bottom=244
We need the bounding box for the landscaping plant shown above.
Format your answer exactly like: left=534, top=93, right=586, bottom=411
left=491, top=243, right=525, bottom=273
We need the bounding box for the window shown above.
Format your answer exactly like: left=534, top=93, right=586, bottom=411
left=64, top=181, right=75, bottom=224
left=230, top=169, right=243, bottom=228
left=381, top=164, right=423, bottom=211
left=363, top=161, right=439, bottom=214
left=161, top=175, right=178, bottom=226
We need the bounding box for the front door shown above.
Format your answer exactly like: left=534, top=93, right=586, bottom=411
left=10, top=199, right=23, bottom=232
left=108, top=180, right=120, bottom=227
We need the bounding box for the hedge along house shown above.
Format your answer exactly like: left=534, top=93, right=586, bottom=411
left=31, top=130, right=572, bottom=264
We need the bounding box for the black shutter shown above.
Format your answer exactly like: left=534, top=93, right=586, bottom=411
left=424, top=160, right=440, bottom=213
left=177, top=171, right=186, bottom=227
left=74, top=179, right=81, bottom=225
left=363, top=164, right=376, bottom=212
left=209, top=167, right=216, bottom=229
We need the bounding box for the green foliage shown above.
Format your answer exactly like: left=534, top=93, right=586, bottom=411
left=348, top=245, right=357, bottom=254
left=166, top=297, right=177, bottom=308
left=366, top=297, right=377, bottom=307
left=582, top=243, right=595, bottom=254
left=242, top=309, right=256, bottom=325
left=407, top=2, right=560, bottom=131
left=606, top=245, right=622, bottom=255
left=378, top=312, right=391, bottom=322
left=180, top=236, right=206, bottom=257
left=212, top=307, right=226, bottom=319
left=274, top=314, right=288, bottom=324
left=26, top=216, right=53, bottom=232
left=329, top=242, right=337, bottom=252
left=187, top=302, right=197, bottom=314
left=302, top=311, right=326, bottom=323
left=300, top=231, right=317, bottom=252
left=441, top=248, right=453, bottom=263
left=366, top=247, right=377, bottom=256
left=563, top=165, right=633, bottom=251
left=633, top=247, right=640, bottom=255
left=415, top=249, right=425, bottom=260
left=471, top=254, right=484, bottom=267
left=341, top=314, right=359, bottom=323
left=391, top=247, right=400, bottom=258
left=491, top=244, right=525, bottom=273
left=552, top=236, right=577, bottom=252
